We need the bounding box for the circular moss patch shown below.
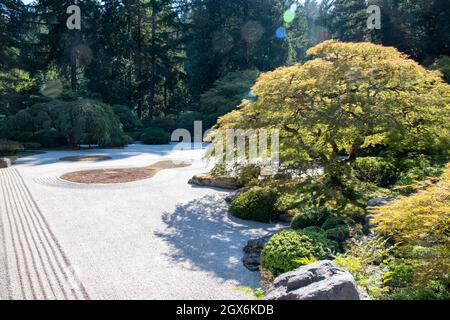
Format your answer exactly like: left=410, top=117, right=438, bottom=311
left=60, top=160, right=191, bottom=184
left=60, top=155, right=112, bottom=162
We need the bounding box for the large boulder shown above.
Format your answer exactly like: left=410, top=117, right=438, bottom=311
left=188, top=173, right=243, bottom=190
left=265, top=260, right=367, bottom=300
left=242, top=235, right=272, bottom=271
left=0, top=158, right=12, bottom=168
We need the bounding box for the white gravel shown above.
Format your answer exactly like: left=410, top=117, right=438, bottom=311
left=0, top=144, right=284, bottom=300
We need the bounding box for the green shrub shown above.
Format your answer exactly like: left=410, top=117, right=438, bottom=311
left=33, top=129, right=66, bottom=148
left=112, top=105, right=141, bottom=131
left=0, top=139, right=24, bottom=156
left=199, top=70, right=259, bottom=128
left=15, top=131, right=34, bottom=143
left=238, top=164, right=261, bottom=185
left=229, top=187, right=279, bottom=223
left=352, top=157, right=399, bottom=187
left=385, top=264, right=414, bottom=289
left=325, top=225, right=350, bottom=243
left=290, top=207, right=330, bottom=230
left=389, top=287, right=450, bottom=300
left=55, top=99, right=130, bottom=147
left=149, top=117, right=177, bottom=132
left=176, top=111, right=202, bottom=133
left=125, top=131, right=141, bottom=141
left=321, top=215, right=348, bottom=230
left=395, top=157, right=443, bottom=188
left=260, top=230, right=328, bottom=277
left=300, top=227, right=339, bottom=252
left=141, top=128, right=171, bottom=145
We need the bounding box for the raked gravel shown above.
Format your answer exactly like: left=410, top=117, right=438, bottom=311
left=0, top=144, right=284, bottom=300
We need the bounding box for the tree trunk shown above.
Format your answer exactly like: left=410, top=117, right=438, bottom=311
left=136, top=4, right=143, bottom=118
left=149, top=1, right=158, bottom=119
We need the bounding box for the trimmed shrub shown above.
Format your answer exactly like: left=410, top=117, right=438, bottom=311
left=352, top=157, right=399, bottom=187
left=260, top=230, right=328, bottom=276
left=321, top=215, right=348, bottom=230
left=300, top=227, right=339, bottom=252
left=229, top=187, right=279, bottom=223
left=325, top=225, right=351, bottom=243
left=0, top=139, right=24, bottom=156
left=141, top=128, right=171, bottom=145
left=33, top=129, right=66, bottom=148
left=150, top=117, right=177, bottom=133
left=290, top=207, right=330, bottom=230
left=112, top=104, right=141, bottom=132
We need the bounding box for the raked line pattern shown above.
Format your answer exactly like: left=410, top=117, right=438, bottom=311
left=0, top=167, right=89, bottom=300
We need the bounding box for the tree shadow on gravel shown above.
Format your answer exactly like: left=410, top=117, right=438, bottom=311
left=155, top=194, right=285, bottom=287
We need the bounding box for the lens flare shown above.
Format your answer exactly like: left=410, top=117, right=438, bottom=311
left=40, top=80, right=64, bottom=99
left=275, top=27, right=287, bottom=40
left=283, top=9, right=296, bottom=23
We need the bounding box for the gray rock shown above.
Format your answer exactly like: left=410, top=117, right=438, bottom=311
left=188, top=173, right=243, bottom=190
left=0, top=158, right=12, bottom=168
left=265, top=260, right=367, bottom=300
left=242, top=235, right=272, bottom=271
left=367, top=197, right=392, bottom=207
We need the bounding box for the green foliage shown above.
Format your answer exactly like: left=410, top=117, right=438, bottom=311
left=0, top=139, right=24, bottom=156
left=176, top=111, right=202, bottom=134
left=321, top=215, right=349, bottom=230
left=149, top=118, right=177, bottom=133
left=199, top=70, right=259, bottom=128
left=352, top=157, right=399, bottom=187
left=125, top=131, right=141, bottom=142
left=238, top=164, right=261, bottom=186
left=430, top=55, right=450, bottom=83
left=211, top=41, right=450, bottom=177
left=140, top=128, right=171, bottom=145
left=260, top=230, right=328, bottom=277
left=33, top=129, right=66, bottom=148
left=112, top=105, right=141, bottom=132
left=290, top=207, right=330, bottom=230
left=388, top=287, right=450, bottom=301
left=324, top=225, right=350, bottom=243
left=395, top=157, right=444, bottom=192
left=229, top=187, right=279, bottom=223
left=334, top=235, right=394, bottom=299
left=55, top=99, right=130, bottom=147
left=384, top=264, right=414, bottom=289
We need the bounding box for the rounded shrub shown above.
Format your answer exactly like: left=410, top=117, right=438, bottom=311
left=324, top=225, right=350, bottom=243
left=140, top=128, right=171, bottom=145
left=112, top=104, right=141, bottom=132
left=321, top=215, right=349, bottom=230
left=33, top=129, right=66, bottom=148
left=290, top=207, right=330, bottom=230
left=260, top=230, right=328, bottom=276
left=352, top=157, right=399, bottom=187
left=229, top=187, right=279, bottom=223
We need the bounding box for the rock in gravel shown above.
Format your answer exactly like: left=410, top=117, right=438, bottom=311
left=0, top=157, right=12, bottom=168
left=188, top=173, right=243, bottom=190
left=367, top=197, right=393, bottom=207
left=265, top=260, right=367, bottom=300
left=242, top=235, right=272, bottom=271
